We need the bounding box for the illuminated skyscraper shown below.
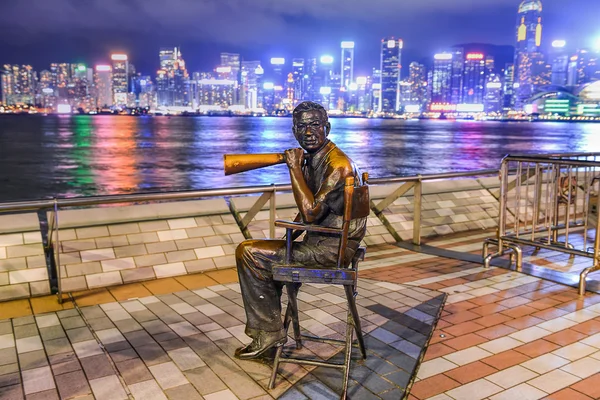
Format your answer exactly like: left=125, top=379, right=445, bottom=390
left=503, top=64, right=515, bottom=109
left=156, top=47, right=189, bottom=107
left=431, top=53, right=453, bottom=104
left=1, top=64, right=36, bottom=105
left=408, top=62, right=427, bottom=107
left=292, top=59, right=305, bottom=102
left=550, top=41, right=569, bottom=86
left=379, top=37, right=402, bottom=113
left=462, top=53, right=486, bottom=104
left=514, top=0, right=543, bottom=109
left=341, top=41, right=355, bottom=89
left=111, top=54, right=129, bottom=106
left=241, top=61, right=262, bottom=110
left=484, top=73, right=503, bottom=113
left=95, top=65, right=113, bottom=108
left=450, top=47, right=465, bottom=105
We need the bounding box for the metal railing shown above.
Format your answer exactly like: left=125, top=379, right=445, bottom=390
left=0, top=168, right=500, bottom=303
left=483, top=153, right=600, bottom=295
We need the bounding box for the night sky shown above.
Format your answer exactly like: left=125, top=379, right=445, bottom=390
left=0, top=0, right=598, bottom=76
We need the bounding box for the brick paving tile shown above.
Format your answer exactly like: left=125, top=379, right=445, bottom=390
left=504, top=315, right=546, bottom=330
left=444, top=360, right=498, bottom=385
left=441, top=321, right=485, bottom=337
left=542, top=387, right=594, bottom=399
left=115, top=358, right=153, bottom=385
left=54, top=370, right=91, bottom=399
left=423, top=343, right=456, bottom=361
left=410, top=374, right=461, bottom=399
left=80, top=354, right=114, bottom=380
left=514, top=339, right=562, bottom=358
left=470, top=304, right=509, bottom=316
left=545, top=329, right=588, bottom=346
left=476, top=324, right=518, bottom=340
left=570, top=373, right=600, bottom=399
left=500, top=305, right=538, bottom=319
left=572, top=320, right=600, bottom=335
left=471, top=313, right=513, bottom=328
left=442, top=311, right=481, bottom=325
left=480, top=349, right=531, bottom=370
left=531, top=307, right=570, bottom=321
left=443, top=333, right=488, bottom=351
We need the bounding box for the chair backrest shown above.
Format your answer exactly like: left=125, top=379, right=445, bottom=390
left=338, top=172, right=369, bottom=268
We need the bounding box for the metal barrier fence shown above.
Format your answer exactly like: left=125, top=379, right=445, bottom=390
left=0, top=169, right=498, bottom=303
left=483, top=153, right=600, bottom=295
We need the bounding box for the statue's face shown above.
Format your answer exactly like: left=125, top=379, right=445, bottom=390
left=293, top=110, right=330, bottom=153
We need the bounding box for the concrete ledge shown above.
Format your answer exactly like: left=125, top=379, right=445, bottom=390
left=0, top=213, right=40, bottom=233
left=55, top=198, right=230, bottom=229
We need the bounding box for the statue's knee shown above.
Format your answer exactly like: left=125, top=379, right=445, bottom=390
left=236, top=240, right=252, bottom=259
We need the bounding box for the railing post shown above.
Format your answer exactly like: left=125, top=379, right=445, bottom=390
left=413, top=176, right=422, bottom=246
left=53, top=199, right=63, bottom=304
left=270, top=184, right=276, bottom=239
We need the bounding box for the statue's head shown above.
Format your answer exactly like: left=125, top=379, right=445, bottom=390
left=292, top=101, right=331, bottom=153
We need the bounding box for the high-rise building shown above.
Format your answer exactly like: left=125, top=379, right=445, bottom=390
left=462, top=53, right=487, bottom=104
left=450, top=47, right=465, bottom=105
left=292, top=59, right=305, bottom=102
left=503, top=64, right=515, bottom=109
left=111, top=54, right=128, bottom=106
left=95, top=65, right=113, bottom=108
left=1, top=64, right=36, bottom=105
left=241, top=61, right=262, bottom=110
left=550, top=41, right=569, bottom=86
left=379, top=37, right=402, bottom=113
left=431, top=53, right=453, bottom=104
left=156, top=47, right=189, bottom=107
left=573, top=49, right=599, bottom=85
left=485, top=73, right=503, bottom=113
left=514, top=0, right=543, bottom=109
left=341, top=41, right=355, bottom=89
left=408, top=62, right=427, bottom=107
left=221, top=53, right=241, bottom=104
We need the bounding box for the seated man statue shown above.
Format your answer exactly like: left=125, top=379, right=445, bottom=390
left=235, top=101, right=367, bottom=360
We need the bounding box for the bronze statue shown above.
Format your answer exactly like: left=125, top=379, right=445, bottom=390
left=233, top=101, right=367, bottom=360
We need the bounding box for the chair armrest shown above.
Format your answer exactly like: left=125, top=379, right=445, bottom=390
left=275, top=220, right=342, bottom=235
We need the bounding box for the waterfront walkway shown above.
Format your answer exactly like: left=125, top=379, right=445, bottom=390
left=1, top=230, right=600, bottom=399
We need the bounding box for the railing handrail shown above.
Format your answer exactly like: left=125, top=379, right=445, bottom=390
left=0, top=168, right=501, bottom=214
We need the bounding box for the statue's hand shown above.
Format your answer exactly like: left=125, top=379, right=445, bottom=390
left=284, top=148, right=304, bottom=170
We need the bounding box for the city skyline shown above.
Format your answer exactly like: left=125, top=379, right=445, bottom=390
left=0, top=0, right=598, bottom=74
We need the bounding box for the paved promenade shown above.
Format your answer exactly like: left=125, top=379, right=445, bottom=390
left=1, top=230, right=600, bottom=399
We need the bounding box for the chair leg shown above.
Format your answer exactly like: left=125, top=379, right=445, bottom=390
left=340, top=307, right=354, bottom=400
left=286, top=283, right=302, bottom=349
left=344, top=285, right=367, bottom=359
left=268, top=343, right=285, bottom=389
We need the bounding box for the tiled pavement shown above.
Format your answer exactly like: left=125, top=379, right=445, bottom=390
left=2, top=231, right=600, bottom=399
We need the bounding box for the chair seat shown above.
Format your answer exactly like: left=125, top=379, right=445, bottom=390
left=272, top=265, right=356, bottom=285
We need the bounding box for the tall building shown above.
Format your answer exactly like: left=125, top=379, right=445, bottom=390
left=450, top=47, right=465, bottom=105
left=574, top=49, right=599, bottom=85
left=513, top=0, right=543, bottom=109
left=156, top=47, right=189, bottom=107
left=408, top=62, right=427, bottom=107
left=111, top=54, right=129, bottom=106
left=341, top=41, right=355, bottom=89
left=241, top=61, right=262, bottom=110
left=431, top=53, right=453, bottom=104
left=462, top=53, right=487, bottom=104
left=95, top=65, right=113, bottom=108
left=1, top=64, right=36, bottom=105
left=484, top=73, right=503, bottom=113
left=221, top=53, right=241, bottom=104
left=550, top=41, right=569, bottom=86
left=292, top=59, right=305, bottom=102
left=379, top=37, right=402, bottom=113
left=503, top=64, right=515, bottom=109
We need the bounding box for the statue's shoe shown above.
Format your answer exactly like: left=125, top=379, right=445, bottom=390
left=235, top=331, right=287, bottom=360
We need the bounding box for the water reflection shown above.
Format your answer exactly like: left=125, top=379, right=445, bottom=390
left=0, top=116, right=599, bottom=201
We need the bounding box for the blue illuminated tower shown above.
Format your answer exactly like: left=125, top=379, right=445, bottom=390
left=379, top=37, right=402, bottom=113
left=514, top=0, right=543, bottom=109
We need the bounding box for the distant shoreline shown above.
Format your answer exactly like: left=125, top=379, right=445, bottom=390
left=0, top=113, right=599, bottom=123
